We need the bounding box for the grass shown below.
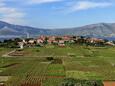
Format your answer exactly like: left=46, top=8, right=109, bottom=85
left=0, top=45, right=115, bottom=85
left=46, top=64, right=65, bottom=76
left=43, top=78, right=64, bottom=86
left=0, top=48, right=14, bottom=56
left=66, top=71, right=103, bottom=80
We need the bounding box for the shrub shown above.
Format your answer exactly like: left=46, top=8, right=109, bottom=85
left=46, top=57, right=54, bottom=61
left=59, top=78, right=104, bottom=86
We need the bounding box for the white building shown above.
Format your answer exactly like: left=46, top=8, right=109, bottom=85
left=18, top=42, right=24, bottom=49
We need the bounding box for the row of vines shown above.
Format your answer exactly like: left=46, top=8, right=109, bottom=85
left=1, top=58, right=65, bottom=86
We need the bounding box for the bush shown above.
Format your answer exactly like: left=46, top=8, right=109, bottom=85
left=59, top=78, right=104, bottom=86
left=59, top=78, right=77, bottom=86
left=46, top=57, right=54, bottom=61
left=36, top=49, right=40, bottom=52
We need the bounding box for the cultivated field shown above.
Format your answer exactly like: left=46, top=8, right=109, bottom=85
left=0, top=45, right=115, bottom=86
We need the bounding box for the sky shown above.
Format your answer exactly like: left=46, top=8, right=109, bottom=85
left=0, top=0, right=115, bottom=29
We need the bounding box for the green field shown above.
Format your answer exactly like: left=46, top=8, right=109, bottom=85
left=0, top=45, right=115, bottom=86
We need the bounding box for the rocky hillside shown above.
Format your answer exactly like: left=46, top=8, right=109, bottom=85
left=0, top=21, right=115, bottom=38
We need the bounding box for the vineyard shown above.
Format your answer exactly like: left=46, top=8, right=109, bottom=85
left=0, top=45, right=115, bottom=86
left=0, top=58, right=66, bottom=86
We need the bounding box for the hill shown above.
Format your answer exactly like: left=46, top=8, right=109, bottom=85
left=0, top=21, right=115, bottom=38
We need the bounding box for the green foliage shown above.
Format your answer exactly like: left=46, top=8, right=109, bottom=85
left=59, top=78, right=104, bottom=86
left=55, top=37, right=62, bottom=41
left=59, top=78, right=76, bottom=86
left=46, top=57, right=54, bottom=61
left=0, top=38, right=20, bottom=48
left=46, top=64, right=65, bottom=76
left=1, top=45, right=115, bottom=86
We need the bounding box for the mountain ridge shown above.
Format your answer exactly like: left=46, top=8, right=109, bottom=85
left=0, top=21, right=115, bottom=38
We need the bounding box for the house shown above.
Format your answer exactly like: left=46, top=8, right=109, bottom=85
left=62, top=35, right=71, bottom=41
left=59, top=40, right=65, bottom=44
left=105, top=41, right=115, bottom=46
left=38, top=35, right=46, bottom=41
left=48, top=36, right=56, bottom=40
left=36, top=39, right=44, bottom=44
left=28, top=39, right=35, bottom=44
left=87, top=38, right=104, bottom=44
left=58, top=40, right=65, bottom=47
left=52, top=40, right=58, bottom=44
left=18, top=42, right=24, bottom=49
left=47, top=36, right=56, bottom=44
left=47, top=39, right=52, bottom=44
left=22, top=39, right=27, bottom=44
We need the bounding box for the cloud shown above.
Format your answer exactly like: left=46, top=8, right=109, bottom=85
left=0, top=0, right=5, bottom=6
left=70, top=1, right=112, bottom=12
left=0, top=0, right=26, bottom=24
left=28, top=0, right=62, bottom=4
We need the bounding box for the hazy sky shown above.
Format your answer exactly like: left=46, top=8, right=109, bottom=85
left=0, top=0, right=115, bottom=28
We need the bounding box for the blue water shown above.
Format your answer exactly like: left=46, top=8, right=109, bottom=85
left=0, top=35, right=21, bottom=42
left=98, top=37, right=115, bottom=41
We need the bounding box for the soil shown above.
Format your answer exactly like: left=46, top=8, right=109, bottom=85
left=0, top=76, right=11, bottom=82
left=1, top=63, right=19, bottom=68
left=104, top=81, right=115, bottom=86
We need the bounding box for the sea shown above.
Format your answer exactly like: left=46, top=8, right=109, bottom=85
left=0, top=35, right=21, bottom=42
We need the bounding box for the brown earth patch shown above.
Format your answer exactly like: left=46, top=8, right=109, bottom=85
left=9, top=50, right=24, bottom=56
left=0, top=76, right=11, bottom=82
left=104, top=81, right=115, bottom=86
left=51, top=59, right=63, bottom=64
left=1, top=63, right=19, bottom=68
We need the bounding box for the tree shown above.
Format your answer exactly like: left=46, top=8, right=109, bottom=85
left=55, top=37, right=62, bottom=41
left=14, top=38, right=22, bottom=42
left=0, top=39, right=19, bottom=48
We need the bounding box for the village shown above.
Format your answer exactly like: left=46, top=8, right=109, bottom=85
left=1, top=35, right=115, bottom=86
left=18, top=35, right=115, bottom=49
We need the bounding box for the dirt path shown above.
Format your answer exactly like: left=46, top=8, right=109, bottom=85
left=104, top=81, right=115, bottom=86
left=0, top=76, right=11, bottom=82
left=2, top=50, right=16, bottom=57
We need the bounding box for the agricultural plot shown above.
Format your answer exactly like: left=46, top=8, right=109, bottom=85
left=46, top=64, right=65, bottom=76
left=66, top=71, right=102, bottom=80
left=0, top=45, right=115, bottom=86
left=43, top=63, right=65, bottom=86
left=3, top=60, right=50, bottom=86
left=0, top=48, right=14, bottom=57
left=43, top=78, right=64, bottom=86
